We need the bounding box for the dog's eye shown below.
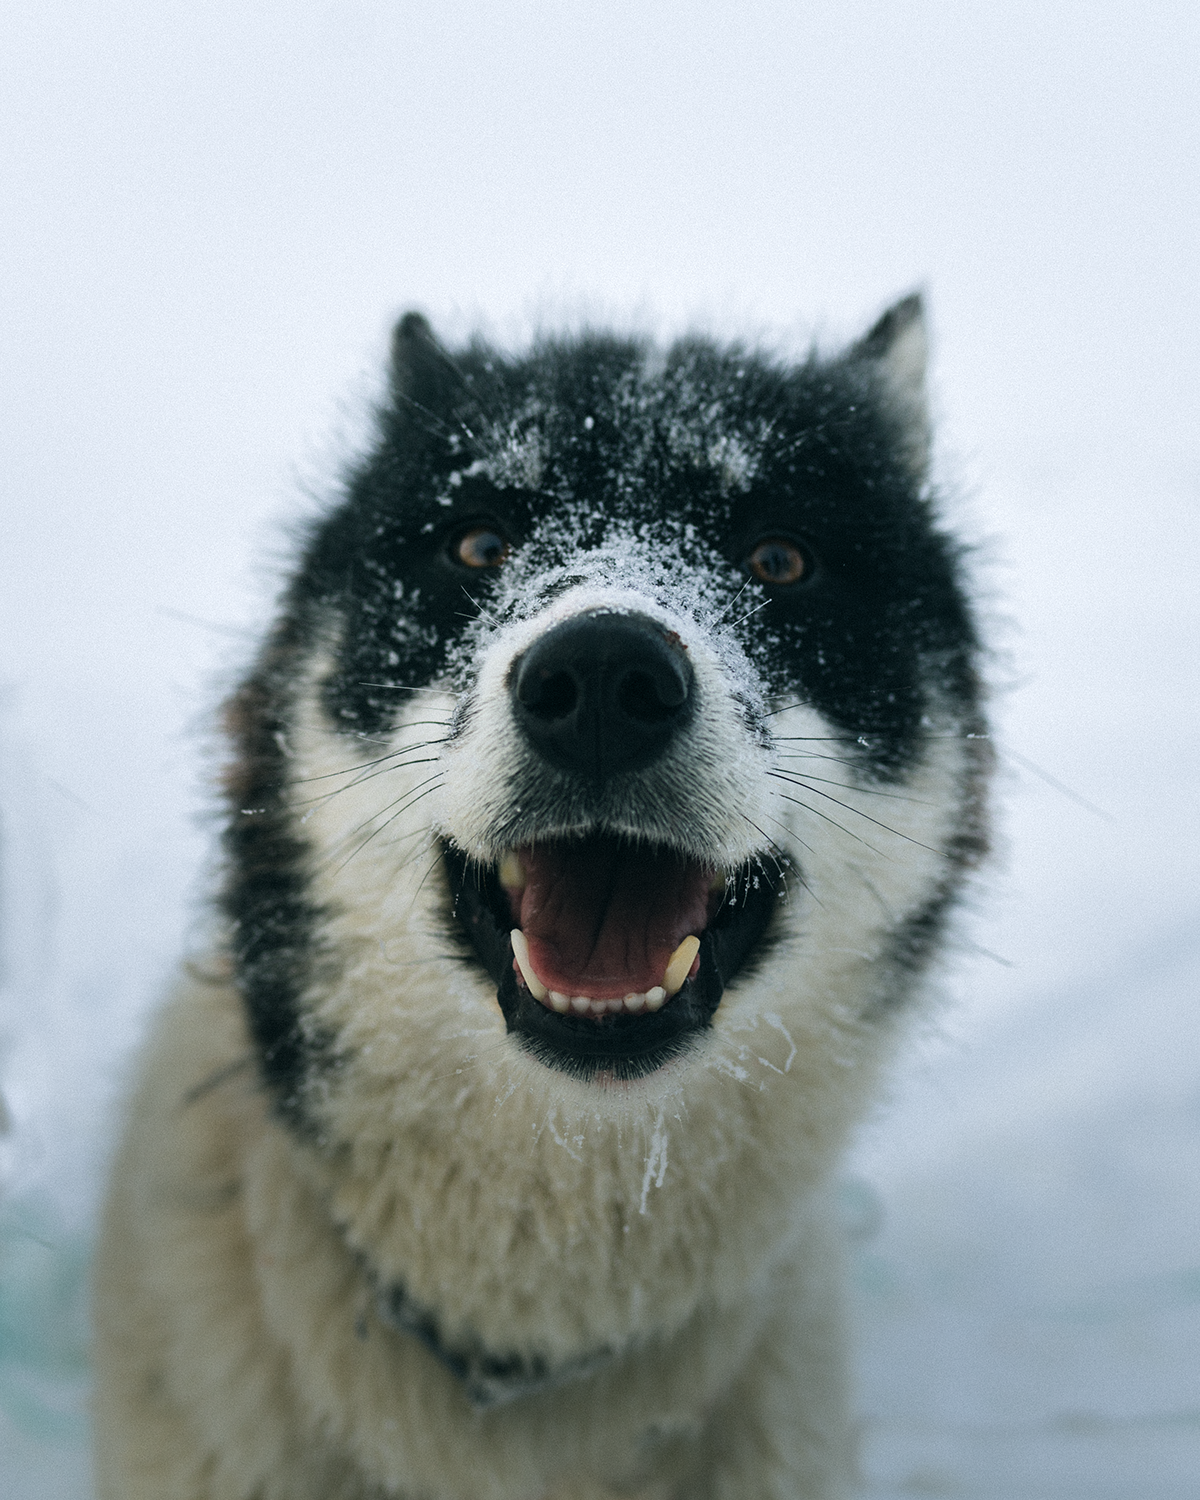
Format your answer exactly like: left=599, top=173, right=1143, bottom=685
left=452, top=526, right=510, bottom=569
left=747, top=537, right=809, bottom=586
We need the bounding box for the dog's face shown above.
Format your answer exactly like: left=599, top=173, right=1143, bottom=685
left=224, top=300, right=987, bottom=1128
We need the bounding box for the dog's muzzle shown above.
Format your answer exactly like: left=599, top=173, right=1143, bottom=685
left=443, top=607, right=781, bottom=1080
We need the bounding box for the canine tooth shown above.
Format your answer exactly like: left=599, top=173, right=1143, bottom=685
left=548, top=991, right=571, bottom=1014
left=499, top=851, right=526, bottom=890
left=510, top=930, right=548, bottom=1002
left=571, top=996, right=591, bottom=1015
left=663, top=937, right=700, bottom=999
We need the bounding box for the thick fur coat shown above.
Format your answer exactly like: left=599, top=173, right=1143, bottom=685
left=94, top=297, right=988, bottom=1499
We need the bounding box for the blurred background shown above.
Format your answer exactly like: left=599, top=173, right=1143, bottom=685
left=2, top=3, right=1197, bottom=1495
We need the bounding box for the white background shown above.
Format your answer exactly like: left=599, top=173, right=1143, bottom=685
left=2, top=4, right=1198, bottom=1495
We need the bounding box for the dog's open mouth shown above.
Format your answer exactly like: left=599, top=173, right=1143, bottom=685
left=444, top=834, right=781, bottom=1079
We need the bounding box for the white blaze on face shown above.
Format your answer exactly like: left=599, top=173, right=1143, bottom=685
left=435, top=579, right=777, bottom=869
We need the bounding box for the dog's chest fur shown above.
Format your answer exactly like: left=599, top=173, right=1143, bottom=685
left=93, top=297, right=988, bottom=1500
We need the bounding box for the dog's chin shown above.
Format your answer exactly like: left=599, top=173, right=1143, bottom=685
left=443, top=834, right=782, bottom=1082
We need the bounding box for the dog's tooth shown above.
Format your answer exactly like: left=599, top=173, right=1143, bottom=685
left=662, top=937, right=700, bottom=998
left=548, top=991, right=571, bottom=1014
left=643, top=988, right=666, bottom=1013
left=510, top=930, right=549, bottom=1002
left=499, top=851, right=526, bottom=891
left=624, top=992, right=646, bottom=1014
left=570, top=996, right=591, bottom=1015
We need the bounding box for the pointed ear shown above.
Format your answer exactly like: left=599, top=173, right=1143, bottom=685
left=854, top=293, right=930, bottom=480
left=389, top=311, right=464, bottom=423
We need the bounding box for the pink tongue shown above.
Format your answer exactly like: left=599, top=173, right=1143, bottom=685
left=517, top=838, right=710, bottom=999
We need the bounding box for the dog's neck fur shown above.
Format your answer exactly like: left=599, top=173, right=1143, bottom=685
left=271, top=952, right=897, bottom=1376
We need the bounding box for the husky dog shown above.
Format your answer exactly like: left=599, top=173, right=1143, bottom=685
left=94, top=297, right=988, bottom=1499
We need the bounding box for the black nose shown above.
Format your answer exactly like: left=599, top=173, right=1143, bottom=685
left=511, top=611, right=694, bottom=780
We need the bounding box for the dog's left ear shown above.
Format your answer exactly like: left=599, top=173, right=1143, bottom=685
left=853, top=293, right=930, bottom=481
left=389, top=311, right=466, bottom=430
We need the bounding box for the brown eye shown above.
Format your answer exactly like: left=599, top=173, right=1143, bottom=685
left=453, top=525, right=510, bottom=569
left=747, top=537, right=809, bottom=586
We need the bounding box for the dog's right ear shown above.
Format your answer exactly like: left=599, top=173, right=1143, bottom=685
left=389, top=311, right=464, bottom=424
left=853, top=293, right=930, bottom=482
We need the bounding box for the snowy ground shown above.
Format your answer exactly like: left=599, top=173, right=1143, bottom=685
left=2, top=4, right=1197, bottom=1496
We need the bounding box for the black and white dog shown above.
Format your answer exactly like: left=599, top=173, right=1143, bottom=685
left=94, top=298, right=988, bottom=1500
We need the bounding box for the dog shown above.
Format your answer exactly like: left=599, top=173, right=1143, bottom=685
left=93, top=296, right=989, bottom=1499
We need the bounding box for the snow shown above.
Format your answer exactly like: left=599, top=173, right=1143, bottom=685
left=2, top=3, right=1198, bottom=1495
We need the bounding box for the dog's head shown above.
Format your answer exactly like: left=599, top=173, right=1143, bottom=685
left=223, top=298, right=988, bottom=1126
